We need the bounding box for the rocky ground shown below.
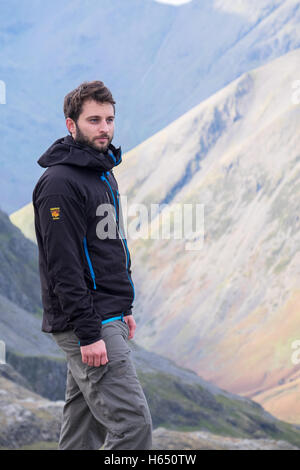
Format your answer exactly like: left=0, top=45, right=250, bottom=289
left=0, top=369, right=63, bottom=449
left=151, top=427, right=299, bottom=450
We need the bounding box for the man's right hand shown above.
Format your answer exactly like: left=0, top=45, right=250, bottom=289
left=80, top=339, right=108, bottom=367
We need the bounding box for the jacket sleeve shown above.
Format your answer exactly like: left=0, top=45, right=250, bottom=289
left=35, top=193, right=102, bottom=346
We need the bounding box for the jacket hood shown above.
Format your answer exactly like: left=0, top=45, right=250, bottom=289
left=37, top=135, right=122, bottom=172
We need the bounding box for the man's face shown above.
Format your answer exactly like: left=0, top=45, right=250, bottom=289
left=67, top=99, right=115, bottom=153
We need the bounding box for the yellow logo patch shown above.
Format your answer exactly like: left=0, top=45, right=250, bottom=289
left=50, top=207, right=60, bottom=220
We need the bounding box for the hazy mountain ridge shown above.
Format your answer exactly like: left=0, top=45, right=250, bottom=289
left=1, top=0, right=300, bottom=212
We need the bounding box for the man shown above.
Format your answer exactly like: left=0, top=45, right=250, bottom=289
left=32, top=80, right=152, bottom=450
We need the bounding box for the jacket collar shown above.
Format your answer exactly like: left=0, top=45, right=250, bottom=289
left=38, top=134, right=122, bottom=172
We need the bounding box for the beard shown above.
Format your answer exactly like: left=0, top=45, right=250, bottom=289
left=74, top=123, right=113, bottom=153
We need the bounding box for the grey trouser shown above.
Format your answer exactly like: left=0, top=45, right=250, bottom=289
left=52, top=319, right=152, bottom=450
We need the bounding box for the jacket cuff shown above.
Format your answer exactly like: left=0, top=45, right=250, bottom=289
left=123, top=307, right=133, bottom=317
left=77, top=334, right=102, bottom=347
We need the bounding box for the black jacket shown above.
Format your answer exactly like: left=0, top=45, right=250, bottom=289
left=32, top=135, right=135, bottom=346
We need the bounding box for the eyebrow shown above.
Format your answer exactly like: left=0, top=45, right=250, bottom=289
left=87, top=115, right=115, bottom=119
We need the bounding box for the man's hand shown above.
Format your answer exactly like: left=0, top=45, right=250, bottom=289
left=124, top=315, right=136, bottom=340
left=80, top=339, right=108, bottom=367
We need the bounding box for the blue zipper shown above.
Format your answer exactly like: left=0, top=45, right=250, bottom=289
left=101, top=171, right=135, bottom=301
left=83, top=236, right=97, bottom=290
left=100, top=173, right=118, bottom=222
left=108, top=149, right=122, bottom=167
left=115, top=195, right=135, bottom=300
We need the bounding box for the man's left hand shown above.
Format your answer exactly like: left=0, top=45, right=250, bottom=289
left=124, top=315, right=136, bottom=340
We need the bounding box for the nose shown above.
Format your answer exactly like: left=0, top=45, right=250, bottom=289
left=98, top=120, right=110, bottom=134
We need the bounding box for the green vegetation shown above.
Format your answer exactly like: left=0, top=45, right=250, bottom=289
left=137, top=371, right=300, bottom=447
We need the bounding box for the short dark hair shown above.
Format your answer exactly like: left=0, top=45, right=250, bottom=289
left=63, top=80, right=116, bottom=122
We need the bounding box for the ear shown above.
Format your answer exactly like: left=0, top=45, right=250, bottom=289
left=66, top=117, right=76, bottom=137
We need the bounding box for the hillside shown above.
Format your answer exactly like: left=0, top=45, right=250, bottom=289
left=2, top=207, right=300, bottom=447
left=0, top=209, right=41, bottom=314
left=4, top=210, right=300, bottom=447
left=1, top=367, right=299, bottom=450
left=2, top=346, right=300, bottom=449
left=113, top=48, right=300, bottom=423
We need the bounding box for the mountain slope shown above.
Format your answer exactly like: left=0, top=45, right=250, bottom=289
left=0, top=209, right=41, bottom=314
left=2, top=208, right=300, bottom=445
left=9, top=203, right=36, bottom=244
left=1, top=0, right=300, bottom=212
left=6, top=209, right=300, bottom=444
left=113, top=48, right=300, bottom=423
